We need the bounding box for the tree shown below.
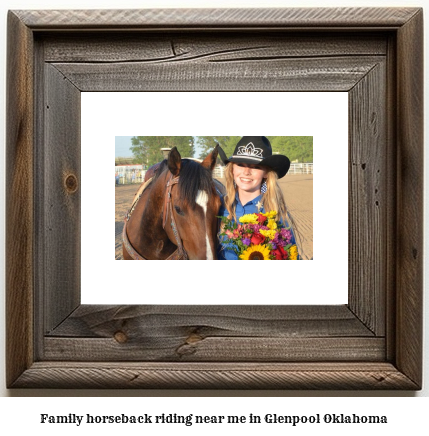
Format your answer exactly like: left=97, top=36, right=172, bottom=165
left=197, top=136, right=313, bottom=163
left=197, top=136, right=241, bottom=160
left=270, top=136, right=313, bottom=162
left=130, top=136, right=195, bottom=167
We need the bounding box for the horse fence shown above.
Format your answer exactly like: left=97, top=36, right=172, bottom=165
left=115, top=164, right=145, bottom=185
left=288, top=163, right=313, bottom=175
left=115, top=172, right=146, bottom=185
left=212, top=165, right=224, bottom=179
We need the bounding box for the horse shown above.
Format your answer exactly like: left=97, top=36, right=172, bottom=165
left=122, top=146, right=223, bottom=260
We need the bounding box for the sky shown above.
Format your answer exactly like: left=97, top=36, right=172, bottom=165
left=115, top=136, right=134, bottom=157
left=115, top=136, right=201, bottom=158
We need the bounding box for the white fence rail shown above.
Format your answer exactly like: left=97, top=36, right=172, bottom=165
left=115, top=173, right=146, bottom=185
left=288, top=163, right=313, bottom=175
left=213, top=165, right=225, bottom=179
left=115, top=164, right=146, bottom=185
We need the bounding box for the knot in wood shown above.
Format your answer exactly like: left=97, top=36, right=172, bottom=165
left=114, top=331, right=128, bottom=343
left=64, top=174, right=78, bottom=193
left=186, top=333, right=203, bottom=344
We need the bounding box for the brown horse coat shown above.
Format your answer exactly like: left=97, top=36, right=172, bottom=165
left=123, top=147, right=221, bottom=260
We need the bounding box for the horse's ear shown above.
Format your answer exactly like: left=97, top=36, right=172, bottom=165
left=167, top=147, right=181, bottom=176
left=201, top=144, right=219, bottom=172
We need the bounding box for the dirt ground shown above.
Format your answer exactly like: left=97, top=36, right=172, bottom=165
left=115, top=174, right=313, bottom=260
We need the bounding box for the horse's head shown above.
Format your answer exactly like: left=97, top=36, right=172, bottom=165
left=163, top=146, right=221, bottom=260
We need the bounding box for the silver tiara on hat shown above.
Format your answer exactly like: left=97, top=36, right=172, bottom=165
left=234, top=142, right=264, bottom=161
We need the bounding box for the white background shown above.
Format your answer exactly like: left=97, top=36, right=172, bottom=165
left=82, top=92, right=348, bottom=305
left=0, top=0, right=428, bottom=422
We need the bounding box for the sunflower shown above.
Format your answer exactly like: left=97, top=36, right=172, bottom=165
left=240, top=244, right=271, bottom=260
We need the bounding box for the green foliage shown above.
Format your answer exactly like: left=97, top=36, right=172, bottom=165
left=197, top=136, right=241, bottom=160
left=129, top=136, right=313, bottom=167
left=269, top=136, right=313, bottom=162
left=198, top=136, right=313, bottom=162
left=130, top=136, right=195, bottom=167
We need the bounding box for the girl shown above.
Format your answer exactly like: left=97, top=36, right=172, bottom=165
left=217, top=136, right=300, bottom=260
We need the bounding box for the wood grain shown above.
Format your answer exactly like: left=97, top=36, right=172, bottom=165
left=47, top=306, right=373, bottom=342
left=384, top=33, right=398, bottom=365
left=52, top=56, right=383, bottom=92
left=43, top=337, right=385, bottom=362
left=43, top=64, right=81, bottom=333
left=44, top=305, right=379, bottom=362
left=6, top=11, right=34, bottom=389
left=395, top=9, right=424, bottom=388
left=11, top=362, right=419, bottom=390
left=42, top=33, right=388, bottom=63
left=6, top=7, right=423, bottom=390
left=14, top=8, right=420, bottom=29
left=348, top=61, right=386, bottom=336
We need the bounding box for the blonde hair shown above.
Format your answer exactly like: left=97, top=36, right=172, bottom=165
left=223, top=162, right=303, bottom=252
left=224, top=162, right=287, bottom=222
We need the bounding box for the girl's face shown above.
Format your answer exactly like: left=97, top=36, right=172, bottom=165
left=233, top=163, right=268, bottom=194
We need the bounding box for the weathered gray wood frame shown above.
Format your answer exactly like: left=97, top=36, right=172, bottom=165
left=6, top=8, right=423, bottom=389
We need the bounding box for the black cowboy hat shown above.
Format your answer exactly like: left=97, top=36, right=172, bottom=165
left=217, top=136, right=290, bottom=179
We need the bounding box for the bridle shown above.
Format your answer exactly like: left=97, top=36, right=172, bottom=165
left=161, top=173, right=188, bottom=259
left=123, top=172, right=188, bottom=260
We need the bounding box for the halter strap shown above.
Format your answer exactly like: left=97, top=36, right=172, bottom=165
left=122, top=221, right=146, bottom=260
left=162, top=173, right=179, bottom=228
left=162, top=173, right=188, bottom=260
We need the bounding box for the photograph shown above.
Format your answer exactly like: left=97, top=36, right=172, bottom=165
left=115, top=136, right=313, bottom=261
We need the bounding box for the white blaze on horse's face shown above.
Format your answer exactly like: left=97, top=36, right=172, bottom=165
left=195, top=189, right=213, bottom=260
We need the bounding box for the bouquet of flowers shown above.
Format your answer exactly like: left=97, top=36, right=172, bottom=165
left=219, top=211, right=299, bottom=260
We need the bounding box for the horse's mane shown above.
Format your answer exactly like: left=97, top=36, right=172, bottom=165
left=153, top=159, right=214, bottom=207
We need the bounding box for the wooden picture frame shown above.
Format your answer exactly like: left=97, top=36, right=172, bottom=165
left=6, top=7, right=423, bottom=389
